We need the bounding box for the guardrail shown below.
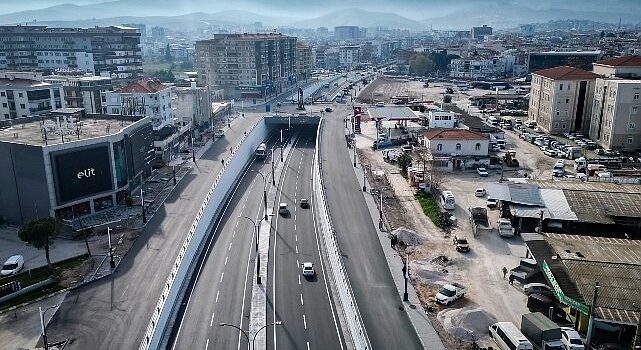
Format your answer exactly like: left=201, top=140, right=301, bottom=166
left=313, top=118, right=371, bottom=349
left=139, top=119, right=266, bottom=350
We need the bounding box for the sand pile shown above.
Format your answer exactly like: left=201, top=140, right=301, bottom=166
left=410, top=258, right=450, bottom=287
left=437, top=306, right=496, bottom=341
left=393, top=227, right=423, bottom=246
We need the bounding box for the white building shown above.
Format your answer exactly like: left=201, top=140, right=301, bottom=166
left=422, top=129, right=489, bottom=171
left=449, top=57, right=508, bottom=79
left=104, top=79, right=173, bottom=130
left=339, top=46, right=361, bottom=70
left=0, top=78, right=64, bottom=120
left=172, top=83, right=213, bottom=128
left=428, top=110, right=457, bottom=129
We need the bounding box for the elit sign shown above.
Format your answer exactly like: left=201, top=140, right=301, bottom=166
left=53, top=146, right=114, bottom=203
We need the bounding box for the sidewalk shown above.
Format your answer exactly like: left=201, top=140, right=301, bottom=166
left=351, top=157, right=446, bottom=350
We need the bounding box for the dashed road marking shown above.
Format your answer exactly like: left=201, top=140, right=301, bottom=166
left=295, top=245, right=298, bottom=254
left=215, top=290, right=220, bottom=303
left=205, top=338, right=209, bottom=350
left=210, top=312, right=215, bottom=327
left=296, top=259, right=299, bottom=267
left=295, top=234, right=298, bottom=242
left=224, top=256, right=228, bottom=266
left=300, top=293, right=304, bottom=306
left=307, top=342, right=310, bottom=350
left=303, top=314, right=307, bottom=329
left=229, top=242, right=232, bottom=251
left=220, top=272, right=224, bottom=282
left=298, top=275, right=301, bottom=285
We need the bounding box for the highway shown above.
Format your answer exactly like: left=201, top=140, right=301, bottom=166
left=267, top=126, right=345, bottom=350
left=320, top=105, right=424, bottom=349
left=43, top=115, right=262, bottom=350
left=169, top=136, right=279, bottom=350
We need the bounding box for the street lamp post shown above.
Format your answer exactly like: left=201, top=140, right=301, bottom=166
left=141, top=188, right=147, bottom=224
left=362, top=165, right=367, bottom=192
left=219, top=321, right=283, bottom=350
left=241, top=216, right=266, bottom=285
left=39, top=303, right=60, bottom=350
left=402, top=255, right=409, bottom=302
left=270, top=148, right=275, bottom=185
left=107, top=227, right=115, bottom=269
left=586, top=281, right=601, bottom=345
left=252, top=171, right=269, bottom=221
left=172, top=164, right=177, bottom=185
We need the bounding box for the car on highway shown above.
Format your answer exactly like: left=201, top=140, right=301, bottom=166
left=301, top=262, right=315, bottom=277
left=560, top=327, right=585, bottom=350
left=486, top=198, right=498, bottom=208
left=1, top=255, right=24, bottom=276
left=476, top=167, right=489, bottom=177
left=475, top=188, right=486, bottom=197
left=278, top=203, right=288, bottom=215
left=299, top=198, right=309, bottom=208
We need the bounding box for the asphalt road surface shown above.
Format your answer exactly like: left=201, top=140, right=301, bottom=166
left=267, top=126, right=345, bottom=350
left=169, top=135, right=280, bottom=350
left=43, top=114, right=261, bottom=350
left=320, top=105, right=424, bottom=349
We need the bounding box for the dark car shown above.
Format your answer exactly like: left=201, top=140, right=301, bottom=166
left=325, top=107, right=333, bottom=112
left=453, top=235, right=470, bottom=252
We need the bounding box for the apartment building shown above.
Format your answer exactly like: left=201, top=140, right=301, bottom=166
left=0, top=25, right=142, bottom=82
left=589, top=56, right=641, bottom=151
left=334, top=26, right=365, bottom=40
left=471, top=25, right=492, bottom=41
left=104, top=79, right=173, bottom=130
left=339, top=46, right=361, bottom=70
left=528, top=66, right=600, bottom=135
left=296, top=42, right=313, bottom=81
left=43, top=75, right=112, bottom=114
left=195, top=33, right=297, bottom=98
left=0, top=78, right=64, bottom=120
left=172, top=83, right=213, bottom=128
left=449, top=57, right=508, bottom=79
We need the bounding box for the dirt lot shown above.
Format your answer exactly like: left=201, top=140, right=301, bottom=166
left=358, top=76, right=487, bottom=105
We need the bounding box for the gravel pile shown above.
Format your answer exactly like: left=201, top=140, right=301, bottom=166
left=437, top=306, right=497, bottom=341
left=410, top=258, right=449, bottom=287
left=393, top=227, right=423, bottom=246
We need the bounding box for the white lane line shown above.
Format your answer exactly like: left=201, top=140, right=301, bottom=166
left=229, top=242, right=233, bottom=251
left=294, top=224, right=297, bottom=231
left=210, top=312, right=215, bottom=327
left=295, top=245, right=298, bottom=254
left=225, top=256, right=228, bottom=266
left=298, top=275, right=301, bottom=285
left=294, top=214, right=297, bottom=221
left=233, top=230, right=236, bottom=238
left=300, top=293, right=304, bottom=306
left=205, top=338, right=209, bottom=350
left=220, top=272, right=224, bottom=282
left=295, top=234, right=298, bottom=242
left=236, top=221, right=239, bottom=228
left=303, top=314, right=307, bottom=329
left=215, top=290, right=220, bottom=303
left=296, top=259, right=299, bottom=267
left=307, top=342, right=310, bottom=350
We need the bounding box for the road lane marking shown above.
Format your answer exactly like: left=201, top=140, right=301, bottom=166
left=298, top=275, right=301, bottom=285
left=220, top=272, right=224, bottom=282
left=229, top=242, right=233, bottom=251
left=295, top=234, right=298, bottom=242
left=294, top=224, right=297, bottom=231
left=215, top=290, right=220, bottom=303
left=225, top=256, right=228, bottom=266
left=205, top=338, right=209, bottom=350
left=210, top=312, right=215, bottom=327
left=236, top=221, right=239, bottom=228
left=300, top=293, right=304, bottom=306
left=296, top=259, right=299, bottom=267
left=295, top=245, right=298, bottom=254
left=294, top=214, right=297, bottom=221
left=303, top=314, right=307, bottom=329
left=307, top=342, right=310, bottom=350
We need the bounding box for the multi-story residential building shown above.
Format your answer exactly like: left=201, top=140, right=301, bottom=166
left=449, top=57, right=508, bottom=79
left=334, top=26, right=363, bottom=40
left=0, top=78, right=64, bottom=120
left=43, top=74, right=112, bottom=114
left=339, top=46, right=361, bottom=70
left=528, top=66, right=600, bottom=135
left=296, top=42, right=313, bottom=81
left=589, top=56, right=641, bottom=151
left=172, top=83, right=213, bottom=129
left=422, top=129, right=489, bottom=170
left=104, top=79, right=173, bottom=130
left=471, top=25, right=492, bottom=41
left=0, top=25, right=142, bottom=82
left=195, top=33, right=297, bottom=98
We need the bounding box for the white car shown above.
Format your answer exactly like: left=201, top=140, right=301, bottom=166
left=214, top=129, right=225, bottom=138
left=476, top=167, right=489, bottom=177
left=1, top=255, right=24, bottom=276
left=561, top=327, right=585, bottom=350
left=278, top=203, right=288, bottom=215
left=486, top=198, right=498, bottom=208
left=523, top=282, right=553, bottom=296
left=474, top=188, right=486, bottom=197
left=301, top=262, right=315, bottom=277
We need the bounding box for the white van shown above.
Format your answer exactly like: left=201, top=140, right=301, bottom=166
left=1, top=255, right=24, bottom=276
left=440, top=191, right=456, bottom=210
left=489, top=322, right=533, bottom=350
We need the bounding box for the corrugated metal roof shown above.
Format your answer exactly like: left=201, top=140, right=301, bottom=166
left=488, top=183, right=510, bottom=201
left=540, top=189, right=577, bottom=221
left=488, top=183, right=544, bottom=206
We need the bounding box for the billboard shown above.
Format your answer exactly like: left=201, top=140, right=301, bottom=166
left=53, top=145, right=113, bottom=203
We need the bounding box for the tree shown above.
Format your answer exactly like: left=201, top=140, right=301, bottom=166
left=409, top=53, right=434, bottom=76
left=164, top=43, right=172, bottom=62
left=18, top=217, right=62, bottom=271
left=443, top=94, right=453, bottom=103
left=397, top=153, right=412, bottom=177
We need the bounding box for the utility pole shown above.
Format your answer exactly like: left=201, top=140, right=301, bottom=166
left=633, top=303, right=641, bottom=350
left=141, top=188, right=147, bottom=224
left=403, top=255, right=409, bottom=302
left=107, top=227, right=115, bottom=269
left=586, top=281, right=601, bottom=345
left=362, top=165, right=367, bottom=192
left=271, top=149, right=275, bottom=185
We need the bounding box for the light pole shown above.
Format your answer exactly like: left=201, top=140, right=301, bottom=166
left=107, top=227, right=115, bottom=269
left=402, top=255, right=409, bottom=302
left=362, top=165, right=367, bottom=192
left=270, top=148, right=275, bottom=185
left=140, top=188, right=147, bottom=224
left=252, top=170, right=268, bottom=221
left=219, top=321, right=283, bottom=350
left=586, top=281, right=601, bottom=345
left=39, top=303, right=60, bottom=350
left=241, top=216, right=267, bottom=285
left=172, top=164, right=177, bottom=185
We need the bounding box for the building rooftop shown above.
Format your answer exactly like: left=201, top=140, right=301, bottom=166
left=533, top=66, right=602, bottom=80
left=424, top=129, right=488, bottom=141
left=116, top=79, right=169, bottom=94
left=595, top=55, right=641, bottom=67
left=0, top=78, right=53, bottom=89
left=531, top=51, right=602, bottom=56
left=367, top=106, right=420, bottom=121
left=0, top=117, right=135, bottom=146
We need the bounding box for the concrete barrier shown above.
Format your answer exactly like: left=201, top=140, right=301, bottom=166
left=139, top=118, right=269, bottom=350
left=313, top=119, right=371, bottom=349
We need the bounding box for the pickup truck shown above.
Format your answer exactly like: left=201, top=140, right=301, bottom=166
left=497, top=218, right=515, bottom=237
left=435, top=282, right=467, bottom=306
left=521, top=312, right=564, bottom=350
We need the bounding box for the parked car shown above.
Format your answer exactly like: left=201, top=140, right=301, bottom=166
left=560, top=327, right=585, bottom=350
left=401, top=144, right=413, bottom=153
left=214, top=129, right=225, bottom=138
left=497, top=218, right=515, bottom=237
left=543, top=149, right=558, bottom=157
left=453, top=235, right=470, bottom=252
left=1, top=255, right=24, bottom=276
left=278, top=203, right=289, bottom=215
left=523, top=282, right=553, bottom=296
left=301, top=262, right=315, bottom=277
left=299, top=198, right=309, bottom=208
left=486, top=198, right=498, bottom=208
left=475, top=188, right=486, bottom=197
left=325, top=107, right=333, bottom=112
left=435, top=282, right=467, bottom=305
left=477, top=167, right=489, bottom=177
left=375, top=102, right=385, bottom=107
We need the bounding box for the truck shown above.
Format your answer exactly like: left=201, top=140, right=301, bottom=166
left=574, top=156, right=623, bottom=173
left=510, top=258, right=540, bottom=284
left=255, top=143, right=267, bottom=160
left=503, top=150, right=520, bottom=167
left=565, top=147, right=582, bottom=160
left=468, top=206, right=489, bottom=236
left=435, top=282, right=466, bottom=306
left=520, top=312, right=564, bottom=350
left=497, top=218, right=515, bottom=237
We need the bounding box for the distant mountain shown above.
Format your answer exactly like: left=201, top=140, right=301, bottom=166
left=291, top=8, right=425, bottom=30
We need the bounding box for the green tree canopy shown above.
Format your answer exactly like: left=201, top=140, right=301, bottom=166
left=409, top=53, right=434, bottom=76
left=18, top=217, right=62, bottom=270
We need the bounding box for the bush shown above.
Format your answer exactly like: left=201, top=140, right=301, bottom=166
left=415, top=191, right=441, bottom=227
left=443, top=94, right=452, bottom=103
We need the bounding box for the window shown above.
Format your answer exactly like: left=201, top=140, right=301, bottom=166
left=475, top=143, right=481, bottom=150
left=19, top=104, right=25, bottom=109
left=559, top=84, right=563, bottom=91
left=18, top=92, right=23, bottom=98
left=562, top=124, right=566, bottom=129
left=634, top=93, right=639, bottom=100
left=633, top=106, right=638, bottom=113
left=556, top=111, right=560, bottom=116
left=437, top=143, right=442, bottom=151
left=0, top=91, right=4, bottom=97
left=628, top=136, right=634, bottom=144
left=456, top=143, right=461, bottom=151
left=629, top=123, right=635, bottom=129
left=566, top=99, right=570, bottom=103
left=1, top=103, right=5, bottom=108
